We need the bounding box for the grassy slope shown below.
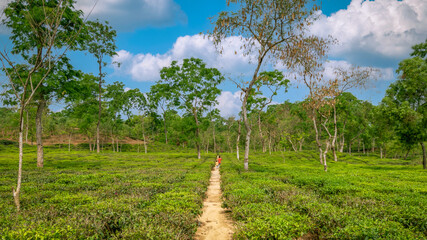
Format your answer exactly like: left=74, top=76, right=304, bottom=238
left=220, top=151, right=427, bottom=239
left=0, top=145, right=213, bottom=239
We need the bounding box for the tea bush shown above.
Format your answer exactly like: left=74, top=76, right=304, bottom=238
left=220, top=151, right=427, bottom=239
left=0, top=146, right=213, bottom=239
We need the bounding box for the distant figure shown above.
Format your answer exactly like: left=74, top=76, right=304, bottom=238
left=216, top=155, right=222, bottom=168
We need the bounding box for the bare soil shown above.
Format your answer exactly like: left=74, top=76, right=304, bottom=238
left=195, top=167, right=234, bottom=240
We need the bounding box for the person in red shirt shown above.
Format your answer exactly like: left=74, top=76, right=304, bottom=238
left=216, top=155, right=222, bottom=168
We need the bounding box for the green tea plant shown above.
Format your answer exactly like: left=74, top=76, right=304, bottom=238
left=220, top=151, right=427, bottom=239
left=0, top=146, right=213, bottom=239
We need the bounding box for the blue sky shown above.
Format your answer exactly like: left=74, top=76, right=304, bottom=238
left=1, top=0, right=426, bottom=117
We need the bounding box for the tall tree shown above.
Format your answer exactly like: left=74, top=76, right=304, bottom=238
left=0, top=0, right=85, bottom=210
left=381, top=41, right=427, bottom=168
left=104, top=82, right=140, bottom=152
left=2, top=0, right=85, bottom=168
left=247, top=70, right=289, bottom=152
left=156, top=58, right=224, bottom=159
left=65, top=73, right=99, bottom=151
left=149, top=83, right=175, bottom=144
left=324, top=66, right=376, bottom=162
left=211, top=0, right=326, bottom=170
left=85, top=20, right=117, bottom=153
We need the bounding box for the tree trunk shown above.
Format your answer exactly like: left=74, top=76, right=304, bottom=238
left=404, top=149, right=410, bottom=160
left=363, top=142, right=365, bottom=154
left=372, top=138, right=375, bottom=153
left=339, top=120, right=346, bottom=153
left=323, top=139, right=329, bottom=172
left=36, top=98, right=46, bottom=168
left=312, top=114, right=323, bottom=164
left=288, top=138, right=298, bottom=152
left=112, top=135, right=115, bottom=152
left=242, top=99, right=251, bottom=171
left=25, top=109, right=29, bottom=144
left=380, top=146, right=383, bottom=159
left=13, top=104, right=25, bottom=211
left=193, top=108, right=201, bottom=159
left=242, top=55, right=265, bottom=170
left=258, top=113, right=266, bottom=153
left=89, top=136, right=92, bottom=151
left=68, top=133, right=71, bottom=152
left=96, top=61, right=103, bottom=153
left=163, top=113, right=168, bottom=144
left=213, top=122, right=216, bottom=154
left=116, top=139, right=119, bottom=153
left=420, top=142, right=426, bottom=169
left=143, top=132, right=147, bottom=154
left=236, top=119, right=241, bottom=160
left=268, top=133, right=272, bottom=155
left=332, top=105, right=338, bottom=161
left=358, top=139, right=360, bottom=153
left=142, top=117, right=147, bottom=154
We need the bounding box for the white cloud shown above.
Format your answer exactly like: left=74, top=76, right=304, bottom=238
left=0, top=0, right=12, bottom=34
left=311, top=0, right=427, bottom=67
left=112, top=34, right=255, bottom=82
left=0, top=0, right=186, bottom=34
left=216, top=91, right=242, bottom=118
left=76, top=0, right=187, bottom=31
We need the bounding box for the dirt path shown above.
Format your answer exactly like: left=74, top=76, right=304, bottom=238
left=195, top=167, right=234, bottom=240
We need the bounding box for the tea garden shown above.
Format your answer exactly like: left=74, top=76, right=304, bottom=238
left=1, top=144, right=426, bottom=239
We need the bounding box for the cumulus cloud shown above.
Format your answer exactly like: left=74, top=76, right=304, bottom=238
left=216, top=91, right=242, bottom=118
left=76, top=0, right=187, bottom=31
left=0, top=0, right=186, bottom=33
left=311, top=0, right=427, bottom=67
left=112, top=34, right=255, bottom=82
left=0, top=0, right=12, bottom=34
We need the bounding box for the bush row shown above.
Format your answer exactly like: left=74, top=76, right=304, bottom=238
left=220, top=151, right=426, bottom=239
left=0, top=147, right=213, bottom=239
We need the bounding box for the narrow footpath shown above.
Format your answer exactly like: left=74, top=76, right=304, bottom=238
left=195, top=167, right=234, bottom=240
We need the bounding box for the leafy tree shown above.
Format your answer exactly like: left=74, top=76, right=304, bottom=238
left=156, top=58, right=224, bottom=159
left=65, top=73, right=99, bottom=151
left=133, top=91, right=152, bottom=154
left=381, top=45, right=426, bottom=168
left=0, top=0, right=85, bottom=210
left=149, top=83, right=175, bottom=144
left=85, top=20, right=117, bottom=153
left=247, top=70, right=289, bottom=153
left=211, top=0, right=327, bottom=170
left=2, top=0, right=85, bottom=168
left=411, top=39, right=427, bottom=61
left=104, top=82, right=140, bottom=152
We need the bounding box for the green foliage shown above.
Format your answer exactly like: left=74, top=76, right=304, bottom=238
left=158, top=58, right=224, bottom=114
left=380, top=42, right=427, bottom=168
left=2, top=0, right=85, bottom=60
left=220, top=151, right=427, bottom=239
left=0, top=146, right=213, bottom=239
left=411, top=38, right=427, bottom=61
left=85, top=20, right=117, bottom=66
